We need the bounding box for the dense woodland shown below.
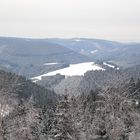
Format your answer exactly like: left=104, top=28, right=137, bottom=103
left=0, top=65, right=140, bottom=140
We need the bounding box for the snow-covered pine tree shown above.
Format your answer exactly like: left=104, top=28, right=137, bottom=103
left=49, top=94, right=78, bottom=140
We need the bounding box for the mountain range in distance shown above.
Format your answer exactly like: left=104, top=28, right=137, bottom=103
left=0, top=37, right=139, bottom=78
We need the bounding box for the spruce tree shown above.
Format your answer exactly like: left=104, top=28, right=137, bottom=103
left=49, top=94, right=78, bottom=140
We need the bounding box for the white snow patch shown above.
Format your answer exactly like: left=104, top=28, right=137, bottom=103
left=0, top=104, right=11, bottom=117
left=103, top=62, right=115, bottom=68
left=103, top=62, right=120, bottom=70
left=90, top=50, right=98, bottom=54
left=43, top=62, right=59, bottom=66
left=32, top=62, right=105, bottom=81
left=135, top=100, right=139, bottom=105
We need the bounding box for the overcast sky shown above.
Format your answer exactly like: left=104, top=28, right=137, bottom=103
left=0, top=0, right=140, bottom=42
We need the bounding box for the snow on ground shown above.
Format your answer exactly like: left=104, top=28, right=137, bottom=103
left=90, top=50, right=98, bottom=54
left=103, top=62, right=120, bottom=70
left=43, top=62, right=59, bottom=66
left=32, top=62, right=105, bottom=81
left=103, top=62, right=115, bottom=68
left=0, top=104, right=11, bottom=117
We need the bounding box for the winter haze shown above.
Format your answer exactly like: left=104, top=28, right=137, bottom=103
left=0, top=0, right=140, bottom=42
left=0, top=0, right=140, bottom=139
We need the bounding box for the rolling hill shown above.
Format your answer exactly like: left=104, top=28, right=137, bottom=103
left=48, top=38, right=140, bottom=67
left=0, top=37, right=140, bottom=79
left=0, top=37, right=90, bottom=77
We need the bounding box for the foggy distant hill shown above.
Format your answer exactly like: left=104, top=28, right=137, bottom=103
left=48, top=38, right=140, bottom=67
left=0, top=37, right=90, bottom=77
left=0, top=37, right=140, bottom=77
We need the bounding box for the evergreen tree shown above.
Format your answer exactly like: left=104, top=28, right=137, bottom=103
left=49, top=94, right=78, bottom=140
left=136, top=78, right=140, bottom=98
left=129, top=77, right=137, bottom=98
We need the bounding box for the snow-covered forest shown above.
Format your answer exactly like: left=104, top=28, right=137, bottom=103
left=0, top=66, right=140, bottom=140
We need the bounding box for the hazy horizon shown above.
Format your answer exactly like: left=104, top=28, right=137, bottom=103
left=0, top=0, right=140, bottom=42
left=1, top=36, right=140, bottom=44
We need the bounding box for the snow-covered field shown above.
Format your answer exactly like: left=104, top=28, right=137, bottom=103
left=43, top=62, right=59, bottom=66
left=103, top=62, right=115, bottom=68
left=103, top=62, right=119, bottom=70
left=90, top=50, right=98, bottom=54
left=32, top=62, right=104, bottom=81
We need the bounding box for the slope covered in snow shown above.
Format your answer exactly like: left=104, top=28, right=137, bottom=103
left=43, top=62, right=59, bottom=66
left=103, top=62, right=115, bottom=68
left=32, top=62, right=105, bottom=81
left=103, top=62, right=120, bottom=70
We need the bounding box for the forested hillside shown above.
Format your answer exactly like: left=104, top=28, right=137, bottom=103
left=79, top=65, right=140, bottom=94
left=0, top=37, right=90, bottom=77
left=45, top=66, right=140, bottom=140
left=0, top=0, right=140, bottom=139
left=0, top=65, right=140, bottom=139
left=0, top=37, right=140, bottom=78
left=0, top=70, right=57, bottom=139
